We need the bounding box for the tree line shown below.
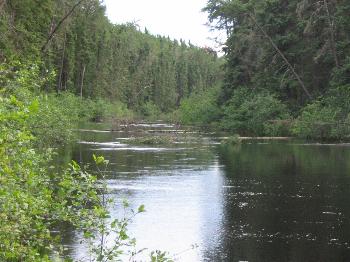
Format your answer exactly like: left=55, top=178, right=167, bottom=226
left=0, top=1, right=224, bottom=260
left=185, top=0, right=350, bottom=139
left=0, top=0, right=222, bottom=112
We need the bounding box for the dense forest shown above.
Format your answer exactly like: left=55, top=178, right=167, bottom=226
left=198, top=0, right=350, bottom=139
left=0, top=0, right=222, bottom=260
left=0, top=0, right=221, bottom=112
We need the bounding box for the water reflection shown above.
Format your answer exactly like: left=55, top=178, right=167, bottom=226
left=213, top=142, right=350, bottom=262
left=62, top=124, right=350, bottom=261
left=65, top=124, right=225, bottom=261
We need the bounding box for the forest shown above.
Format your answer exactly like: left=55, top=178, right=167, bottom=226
left=0, top=0, right=221, bottom=113
left=202, top=0, right=350, bottom=139
left=0, top=0, right=221, bottom=260
left=1, top=0, right=350, bottom=260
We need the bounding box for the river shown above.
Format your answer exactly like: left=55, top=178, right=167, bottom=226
left=60, top=122, right=350, bottom=261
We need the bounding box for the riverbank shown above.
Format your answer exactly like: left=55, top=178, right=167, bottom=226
left=1, top=62, right=349, bottom=260
left=0, top=65, right=158, bottom=261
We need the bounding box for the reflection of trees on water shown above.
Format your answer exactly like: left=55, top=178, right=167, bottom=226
left=60, top=128, right=350, bottom=261
left=59, top=126, right=219, bottom=260
left=207, top=142, right=350, bottom=262
left=70, top=133, right=216, bottom=177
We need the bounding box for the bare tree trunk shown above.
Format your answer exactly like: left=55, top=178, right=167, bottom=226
left=249, top=13, right=313, bottom=100
left=41, top=0, right=86, bottom=52
left=58, top=32, right=67, bottom=92
left=80, top=65, right=86, bottom=99
left=324, top=0, right=339, bottom=68
left=0, top=0, right=5, bottom=60
left=0, top=0, right=6, bottom=12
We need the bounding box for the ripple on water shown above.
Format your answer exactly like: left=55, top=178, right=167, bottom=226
left=74, top=129, right=111, bottom=133
left=78, top=141, right=128, bottom=147
left=67, top=124, right=350, bottom=261
left=93, top=147, right=187, bottom=152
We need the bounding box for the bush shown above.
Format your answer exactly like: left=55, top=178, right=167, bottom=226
left=179, top=87, right=221, bottom=125
left=221, top=134, right=241, bottom=145
left=88, top=98, right=111, bottom=122
left=292, top=101, right=348, bottom=140
left=28, top=95, right=76, bottom=146
left=0, top=85, right=101, bottom=260
left=85, top=98, right=134, bottom=122
left=139, top=101, right=161, bottom=120
left=221, top=88, right=290, bottom=136
left=0, top=61, right=172, bottom=261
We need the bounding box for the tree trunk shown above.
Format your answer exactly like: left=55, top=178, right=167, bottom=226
left=0, top=0, right=6, bottom=12
left=249, top=13, right=313, bottom=100
left=80, top=65, right=86, bottom=99
left=58, top=32, right=67, bottom=92
left=324, top=0, right=339, bottom=68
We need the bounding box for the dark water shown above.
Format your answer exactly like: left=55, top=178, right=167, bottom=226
left=62, top=123, right=350, bottom=262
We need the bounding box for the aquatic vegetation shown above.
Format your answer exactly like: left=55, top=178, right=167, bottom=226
left=221, top=134, right=242, bottom=146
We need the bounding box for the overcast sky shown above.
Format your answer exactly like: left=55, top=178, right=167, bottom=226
left=104, top=0, right=225, bottom=50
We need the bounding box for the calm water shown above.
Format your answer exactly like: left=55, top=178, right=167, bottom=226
left=62, top=123, right=350, bottom=262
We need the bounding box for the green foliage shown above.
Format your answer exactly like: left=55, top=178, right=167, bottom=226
left=150, top=251, right=174, bottom=262
left=0, top=79, right=101, bottom=260
left=28, top=94, right=134, bottom=146
left=293, top=100, right=350, bottom=140
left=1, top=0, right=222, bottom=113
left=222, top=135, right=241, bottom=146
left=0, top=78, right=170, bottom=260
left=139, top=101, right=161, bottom=120
left=0, top=61, right=136, bottom=147
left=87, top=98, right=113, bottom=122
left=204, top=0, right=350, bottom=139
left=221, top=88, right=290, bottom=136
left=179, top=87, right=221, bottom=125
left=28, top=94, right=78, bottom=146
left=324, top=84, right=350, bottom=116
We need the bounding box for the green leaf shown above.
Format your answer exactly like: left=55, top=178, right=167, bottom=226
left=138, top=204, right=145, bottom=213
left=28, top=99, right=39, bottom=113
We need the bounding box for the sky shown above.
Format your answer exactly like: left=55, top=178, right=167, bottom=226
left=103, top=0, right=225, bottom=51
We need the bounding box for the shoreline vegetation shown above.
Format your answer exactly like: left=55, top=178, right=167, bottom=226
left=1, top=0, right=350, bottom=260
left=0, top=63, right=173, bottom=261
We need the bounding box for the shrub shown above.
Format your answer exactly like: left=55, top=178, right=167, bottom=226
left=28, top=95, right=76, bottom=146
left=292, top=101, right=346, bottom=140
left=221, top=134, right=241, bottom=145
left=179, top=87, right=221, bottom=125
left=139, top=101, right=161, bottom=120
left=85, top=98, right=133, bottom=122
left=221, top=88, right=290, bottom=136
left=0, top=88, right=101, bottom=260
left=0, top=62, right=166, bottom=261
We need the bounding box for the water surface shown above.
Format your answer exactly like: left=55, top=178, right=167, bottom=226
left=62, top=123, right=350, bottom=261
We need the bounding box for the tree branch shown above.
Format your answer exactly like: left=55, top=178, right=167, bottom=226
left=41, top=0, right=86, bottom=52
left=323, top=0, right=339, bottom=68
left=0, top=0, right=6, bottom=12
left=249, top=13, right=313, bottom=100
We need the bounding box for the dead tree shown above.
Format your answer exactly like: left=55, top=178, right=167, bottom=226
left=41, top=0, right=86, bottom=52
left=249, top=13, right=313, bottom=100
